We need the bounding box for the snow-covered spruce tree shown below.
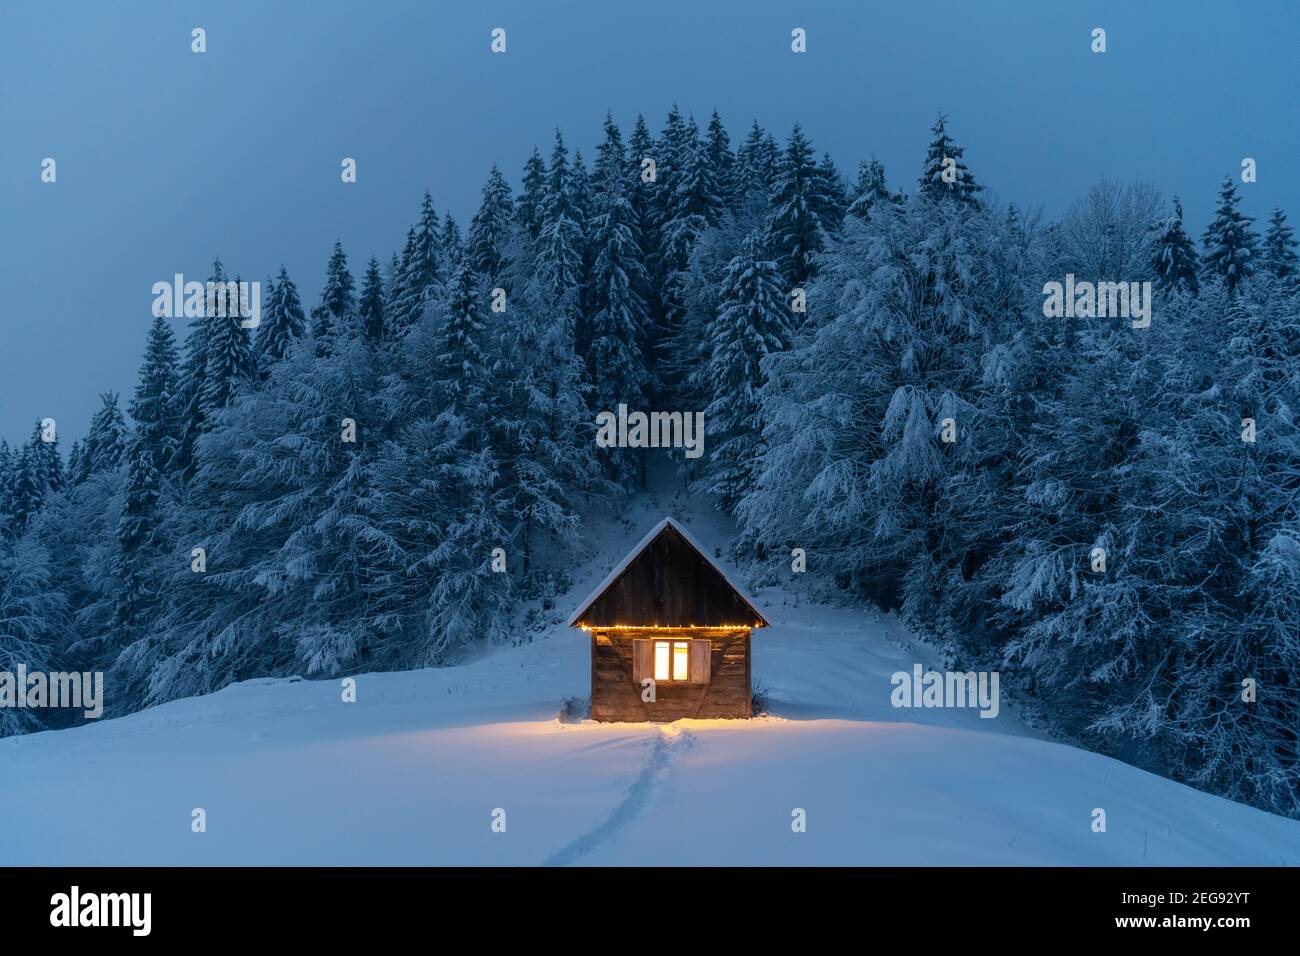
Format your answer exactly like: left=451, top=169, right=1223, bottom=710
left=129, top=316, right=391, bottom=703
left=0, top=439, right=12, bottom=531
left=385, top=228, right=416, bottom=337
left=73, top=392, right=130, bottom=483
left=659, top=115, right=734, bottom=397
left=737, top=197, right=1013, bottom=625
left=1201, top=175, right=1259, bottom=296
left=311, top=240, right=358, bottom=349
left=764, top=124, right=829, bottom=290
left=815, top=153, right=849, bottom=233
left=256, top=266, right=306, bottom=366
left=358, top=256, right=386, bottom=347
left=106, top=314, right=182, bottom=648
left=1, top=444, right=45, bottom=538
left=735, top=120, right=779, bottom=212
left=171, top=258, right=227, bottom=478
left=371, top=259, right=513, bottom=661
left=489, top=203, right=607, bottom=584
left=1150, top=196, right=1200, bottom=294
left=534, top=131, right=586, bottom=335
left=441, top=212, right=464, bottom=272
left=703, top=233, right=792, bottom=512
left=847, top=157, right=901, bottom=221
left=917, top=113, right=982, bottom=206
left=200, top=284, right=256, bottom=418
left=112, top=436, right=163, bottom=640
left=423, top=262, right=511, bottom=655
left=515, top=147, right=548, bottom=241
left=1261, top=207, right=1298, bottom=280
left=388, top=194, right=442, bottom=336
left=626, top=113, right=664, bottom=360
left=0, top=536, right=67, bottom=735
left=1079, top=281, right=1299, bottom=816
left=467, top=164, right=514, bottom=289
left=27, top=418, right=63, bottom=498
left=705, top=109, right=737, bottom=211
left=433, top=263, right=490, bottom=408
left=586, top=175, right=653, bottom=486
left=253, top=274, right=280, bottom=369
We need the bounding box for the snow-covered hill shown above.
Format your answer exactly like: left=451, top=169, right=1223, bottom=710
left=4, top=479, right=1298, bottom=866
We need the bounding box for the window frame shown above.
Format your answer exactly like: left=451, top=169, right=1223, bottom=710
left=653, top=639, right=692, bottom=683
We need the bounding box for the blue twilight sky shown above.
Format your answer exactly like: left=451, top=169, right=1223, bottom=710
left=1, top=0, right=1297, bottom=444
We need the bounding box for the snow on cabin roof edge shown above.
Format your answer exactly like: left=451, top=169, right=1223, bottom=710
left=566, top=516, right=771, bottom=628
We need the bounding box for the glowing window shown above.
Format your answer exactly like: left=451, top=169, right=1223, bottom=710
left=654, top=641, right=670, bottom=681
left=653, top=640, right=692, bottom=682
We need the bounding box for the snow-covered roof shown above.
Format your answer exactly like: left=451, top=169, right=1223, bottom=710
left=567, top=516, right=771, bottom=628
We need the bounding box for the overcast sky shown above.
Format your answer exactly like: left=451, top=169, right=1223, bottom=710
left=2, top=0, right=1297, bottom=444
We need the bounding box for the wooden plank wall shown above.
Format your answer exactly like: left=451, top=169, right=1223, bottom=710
left=591, top=629, right=752, bottom=721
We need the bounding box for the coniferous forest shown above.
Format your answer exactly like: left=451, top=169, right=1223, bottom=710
left=2, top=109, right=1298, bottom=820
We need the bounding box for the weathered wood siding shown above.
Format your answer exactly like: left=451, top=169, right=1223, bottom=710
left=576, top=526, right=763, bottom=629
left=590, top=628, right=752, bottom=721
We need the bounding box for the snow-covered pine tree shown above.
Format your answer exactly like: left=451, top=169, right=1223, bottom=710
left=390, top=194, right=442, bottom=333
left=488, top=210, right=606, bottom=582
left=129, top=314, right=182, bottom=467
left=847, top=157, right=900, bottom=220
left=0, top=440, right=13, bottom=533
left=534, top=130, right=586, bottom=333
left=467, top=164, right=514, bottom=288
left=1201, top=175, right=1259, bottom=295
left=917, top=113, right=982, bottom=205
left=385, top=228, right=417, bottom=337
left=27, top=418, right=63, bottom=497
left=568, top=148, right=597, bottom=335
left=256, top=265, right=306, bottom=364
left=434, top=262, right=491, bottom=409
left=74, top=392, right=130, bottom=482
left=358, top=257, right=386, bottom=347
left=441, top=212, right=464, bottom=271
left=3, top=444, right=45, bottom=537
left=253, top=273, right=280, bottom=369
left=626, top=113, right=663, bottom=351
left=201, top=276, right=256, bottom=418
left=815, top=153, right=848, bottom=233
left=655, top=112, right=728, bottom=397
left=1261, top=207, right=1298, bottom=280
left=705, top=109, right=736, bottom=210
left=587, top=178, right=653, bottom=486
left=171, top=258, right=239, bottom=477
left=735, top=120, right=779, bottom=209
left=737, top=197, right=1004, bottom=625
left=515, top=147, right=549, bottom=240
left=312, top=240, right=358, bottom=346
left=111, top=314, right=182, bottom=640
left=112, top=435, right=163, bottom=637
left=1151, top=196, right=1200, bottom=294
left=764, top=124, right=828, bottom=289
left=703, top=233, right=792, bottom=512
left=0, top=536, right=66, bottom=734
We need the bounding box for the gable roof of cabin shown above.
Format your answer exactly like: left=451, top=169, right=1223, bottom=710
left=567, top=516, right=771, bottom=629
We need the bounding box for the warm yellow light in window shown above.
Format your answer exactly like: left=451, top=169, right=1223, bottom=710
left=654, top=641, right=670, bottom=681
left=673, top=641, right=689, bottom=681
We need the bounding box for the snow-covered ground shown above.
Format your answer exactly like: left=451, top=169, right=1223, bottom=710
left=4, top=472, right=1299, bottom=865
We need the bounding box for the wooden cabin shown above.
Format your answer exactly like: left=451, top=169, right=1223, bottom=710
left=568, top=517, right=770, bottom=721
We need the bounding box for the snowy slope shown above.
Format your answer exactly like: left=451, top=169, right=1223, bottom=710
left=4, top=471, right=1299, bottom=866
